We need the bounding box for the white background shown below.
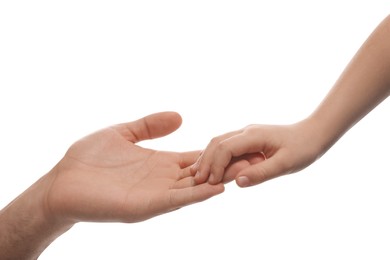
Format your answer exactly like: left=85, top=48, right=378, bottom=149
left=1, top=1, right=390, bottom=259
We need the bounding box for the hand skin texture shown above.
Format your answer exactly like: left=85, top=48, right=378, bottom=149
left=0, top=112, right=224, bottom=260
left=194, top=14, right=390, bottom=188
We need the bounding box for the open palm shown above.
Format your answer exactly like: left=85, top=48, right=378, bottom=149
left=46, top=112, right=224, bottom=223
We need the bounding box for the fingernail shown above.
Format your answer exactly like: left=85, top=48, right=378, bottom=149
left=195, top=171, right=201, bottom=179
left=208, top=174, right=215, bottom=183
left=237, top=176, right=250, bottom=187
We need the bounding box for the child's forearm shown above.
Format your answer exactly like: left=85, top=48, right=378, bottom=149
left=307, top=15, right=390, bottom=154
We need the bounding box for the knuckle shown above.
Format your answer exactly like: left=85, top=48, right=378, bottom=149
left=244, top=123, right=257, bottom=129
left=210, top=136, right=223, bottom=146
left=216, top=141, right=230, bottom=154
left=244, top=124, right=261, bottom=136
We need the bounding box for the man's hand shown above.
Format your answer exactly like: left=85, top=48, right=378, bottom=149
left=0, top=111, right=224, bottom=260
left=46, top=111, right=224, bottom=223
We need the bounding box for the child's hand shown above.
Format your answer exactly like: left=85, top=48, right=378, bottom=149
left=193, top=120, right=322, bottom=187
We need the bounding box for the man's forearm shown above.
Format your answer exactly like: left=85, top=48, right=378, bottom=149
left=0, top=174, right=73, bottom=260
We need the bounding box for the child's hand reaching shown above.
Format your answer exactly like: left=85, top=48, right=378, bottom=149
left=194, top=15, right=390, bottom=188
left=193, top=120, right=322, bottom=187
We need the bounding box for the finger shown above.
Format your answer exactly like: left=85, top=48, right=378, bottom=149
left=223, top=159, right=251, bottom=184
left=235, top=152, right=289, bottom=187
left=176, top=151, right=202, bottom=180
left=116, top=112, right=182, bottom=143
left=178, top=165, right=196, bottom=180
left=194, top=131, right=241, bottom=184
left=208, top=132, right=265, bottom=185
left=189, top=151, right=203, bottom=176
left=178, top=151, right=201, bottom=169
left=171, top=176, right=196, bottom=189
left=168, top=183, right=225, bottom=209
left=222, top=152, right=266, bottom=184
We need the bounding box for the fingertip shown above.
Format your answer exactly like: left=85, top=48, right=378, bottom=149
left=207, top=173, right=215, bottom=184
left=189, top=164, right=198, bottom=176
left=216, top=183, right=225, bottom=194
left=207, top=171, right=224, bottom=185
left=162, top=111, right=182, bottom=122
left=208, top=182, right=225, bottom=195
left=194, top=165, right=211, bottom=184
left=236, top=176, right=250, bottom=188
left=208, top=183, right=225, bottom=197
left=160, top=111, right=182, bottom=131
left=122, top=111, right=183, bottom=142
left=194, top=171, right=206, bottom=184
left=191, top=182, right=225, bottom=203
left=194, top=171, right=201, bottom=182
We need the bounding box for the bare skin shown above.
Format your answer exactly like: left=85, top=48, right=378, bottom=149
left=194, top=15, right=390, bottom=187
left=0, top=112, right=224, bottom=260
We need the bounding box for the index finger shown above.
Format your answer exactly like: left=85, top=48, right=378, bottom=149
left=207, top=132, right=267, bottom=184
left=194, top=131, right=240, bottom=184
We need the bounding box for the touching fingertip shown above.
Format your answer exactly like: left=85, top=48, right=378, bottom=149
left=194, top=171, right=204, bottom=184
left=190, top=164, right=197, bottom=174
left=236, top=176, right=250, bottom=188
left=217, top=184, right=225, bottom=193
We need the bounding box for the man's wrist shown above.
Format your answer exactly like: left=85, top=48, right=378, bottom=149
left=0, top=173, right=74, bottom=259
